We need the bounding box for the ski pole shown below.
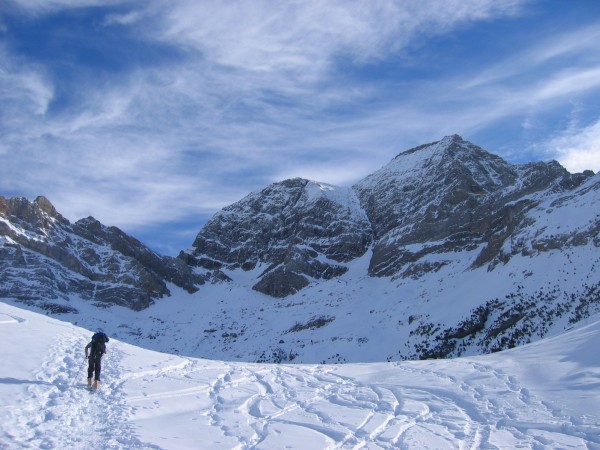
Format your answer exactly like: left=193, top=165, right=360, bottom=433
left=71, top=355, right=87, bottom=387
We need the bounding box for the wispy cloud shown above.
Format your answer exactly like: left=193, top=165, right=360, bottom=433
left=529, top=119, right=600, bottom=173
left=153, top=0, right=526, bottom=83
left=532, top=67, right=600, bottom=103
left=461, top=23, right=600, bottom=90
left=2, top=0, right=600, bottom=253
left=6, top=0, right=125, bottom=15
left=0, top=47, right=53, bottom=116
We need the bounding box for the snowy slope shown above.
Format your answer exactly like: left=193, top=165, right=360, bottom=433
left=5, top=181, right=595, bottom=365
left=1, top=302, right=599, bottom=449
left=1, top=136, right=599, bottom=364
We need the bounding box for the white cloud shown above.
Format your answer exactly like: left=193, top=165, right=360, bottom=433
left=536, top=120, right=600, bottom=173
left=532, top=67, right=600, bottom=104
left=461, top=23, right=600, bottom=90
left=13, top=0, right=600, bottom=244
left=102, top=10, right=144, bottom=26
left=155, top=0, right=526, bottom=80
left=6, top=0, right=125, bottom=15
left=0, top=47, right=54, bottom=116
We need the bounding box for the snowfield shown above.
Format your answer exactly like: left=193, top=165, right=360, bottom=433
left=1, top=302, right=599, bottom=449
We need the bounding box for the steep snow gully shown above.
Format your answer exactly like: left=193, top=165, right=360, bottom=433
left=1, top=303, right=599, bottom=449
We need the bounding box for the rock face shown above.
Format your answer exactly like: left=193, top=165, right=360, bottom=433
left=183, top=178, right=372, bottom=297
left=1, top=135, right=599, bottom=363
left=353, top=135, right=594, bottom=277
left=0, top=196, right=205, bottom=311
left=183, top=135, right=596, bottom=294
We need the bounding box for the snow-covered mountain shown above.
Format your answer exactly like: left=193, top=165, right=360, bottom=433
left=183, top=135, right=596, bottom=290
left=181, top=177, right=372, bottom=297
left=2, top=302, right=599, bottom=448
left=1, top=135, right=599, bottom=363
left=0, top=196, right=204, bottom=311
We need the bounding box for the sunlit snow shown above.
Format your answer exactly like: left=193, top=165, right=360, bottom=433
left=1, top=302, right=598, bottom=449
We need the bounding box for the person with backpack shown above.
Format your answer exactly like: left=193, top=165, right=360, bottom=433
left=85, top=331, right=109, bottom=389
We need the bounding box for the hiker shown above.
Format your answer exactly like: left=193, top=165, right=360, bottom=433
left=85, top=331, right=109, bottom=389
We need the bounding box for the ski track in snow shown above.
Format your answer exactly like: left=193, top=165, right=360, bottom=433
left=2, top=325, right=157, bottom=449
left=120, top=357, right=597, bottom=449
left=1, top=305, right=599, bottom=449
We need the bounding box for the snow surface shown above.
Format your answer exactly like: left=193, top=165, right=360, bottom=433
left=1, top=302, right=599, bottom=449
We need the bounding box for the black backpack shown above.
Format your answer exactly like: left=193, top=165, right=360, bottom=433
left=90, top=332, right=109, bottom=358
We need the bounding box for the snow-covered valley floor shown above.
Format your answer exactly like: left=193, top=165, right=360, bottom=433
left=1, top=302, right=599, bottom=449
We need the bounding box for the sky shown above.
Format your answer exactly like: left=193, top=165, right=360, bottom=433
left=1, top=0, right=600, bottom=255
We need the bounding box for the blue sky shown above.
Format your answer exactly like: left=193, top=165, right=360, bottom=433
left=1, top=0, right=600, bottom=255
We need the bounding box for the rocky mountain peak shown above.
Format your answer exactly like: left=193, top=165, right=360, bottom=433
left=354, top=137, right=594, bottom=278
left=0, top=195, right=206, bottom=312
left=184, top=135, right=595, bottom=292
left=0, top=195, right=67, bottom=235
left=352, top=136, right=515, bottom=247
left=33, top=196, right=65, bottom=221
left=183, top=177, right=372, bottom=297
left=1, top=136, right=599, bottom=364
left=378, top=134, right=515, bottom=191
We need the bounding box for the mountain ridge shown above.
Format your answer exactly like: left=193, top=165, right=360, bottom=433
left=0, top=196, right=206, bottom=311
left=1, top=135, right=599, bottom=363
left=183, top=134, right=595, bottom=294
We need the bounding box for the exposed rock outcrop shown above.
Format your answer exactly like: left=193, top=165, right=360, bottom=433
left=182, top=178, right=372, bottom=297
left=183, top=135, right=596, bottom=293
left=0, top=196, right=205, bottom=311
left=353, top=135, right=592, bottom=278
left=2, top=135, right=598, bottom=363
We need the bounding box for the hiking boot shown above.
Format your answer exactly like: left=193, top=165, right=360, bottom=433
left=92, top=380, right=100, bottom=389
left=87, top=378, right=92, bottom=387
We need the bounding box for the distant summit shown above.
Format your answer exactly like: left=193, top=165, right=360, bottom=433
left=354, top=134, right=592, bottom=276
left=182, top=135, right=595, bottom=292
left=0, top=195, right=204, bottom=312
left=181, top=177, right=372, bottom=297
left=2, top=136, right=599, bottom=363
